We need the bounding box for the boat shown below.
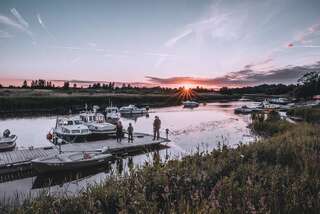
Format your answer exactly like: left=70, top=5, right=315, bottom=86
left=234, top=105, right=259, bottom=114
left=182, top=100, right=200, bottom=108
left=31, top=152, right=113, bottom=174
left=268, top=97, right=291, bottom=105
left=105, top=106, right=121, bottom=124
left=119, top=105, right=148, bottom=115
left=0, top=129, right=17, bottom=152
left=52, top=117, right=91, bottom=143
left=259, top=100, right=281, bottom=109
left=79, top=111, right=116, bottom=139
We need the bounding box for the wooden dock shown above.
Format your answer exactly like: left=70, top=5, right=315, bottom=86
left=0, top=133, right=169, bottom=177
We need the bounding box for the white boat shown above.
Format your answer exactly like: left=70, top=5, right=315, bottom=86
left=53, top=117, right=91, bottom=143
left=32, top=152, right=113, bottom=174
left=182, top=100, right=199, bottom=108
left=0, top=130, right=17, bottom=152
left=105, top=106, right=121, bottom=123
left=259, top=100, right=281, bottom=109
left=119, top=105, right=148, bottom=115
left=268, top=97, right=291, bottom=105
left=79, top=112, right=116, bottom=137
left=234, top=105, right=259, bottom=114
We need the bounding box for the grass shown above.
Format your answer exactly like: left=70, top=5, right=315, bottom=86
left=287, top=107, right=320, bottom=123
left=251, top=110, right=295, bottom=137
left=1, top=120, right=320, bottom=213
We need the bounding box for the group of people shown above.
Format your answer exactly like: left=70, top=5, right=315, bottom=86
left=115, top=116, right=162, bottom=143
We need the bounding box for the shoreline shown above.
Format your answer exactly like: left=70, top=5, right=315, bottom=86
left=0, top=91, right=241, bottom=118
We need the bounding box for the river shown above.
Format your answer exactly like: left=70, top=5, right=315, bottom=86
left=0, top=101, right=258, bottom=201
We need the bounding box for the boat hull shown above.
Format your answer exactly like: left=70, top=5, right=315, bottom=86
left=0, top=135, right=17, bottom=152
left=0, top=142, right=16, bottom=152
left=32, top=155, right=113, bottom=174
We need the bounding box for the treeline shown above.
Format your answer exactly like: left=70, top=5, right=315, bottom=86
left=219, top=71, right=320, bottom=99
left=0, top=79, right=215, bottom=94
left=219, top=84, right=296, bottom=95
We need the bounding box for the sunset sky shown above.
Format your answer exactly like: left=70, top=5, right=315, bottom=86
left=0, top=0, right=320, bottom=87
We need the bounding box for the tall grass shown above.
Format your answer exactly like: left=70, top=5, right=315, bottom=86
left=287, top=107, right=320, bottom=123
left=1, top=122, right=320, bottom=213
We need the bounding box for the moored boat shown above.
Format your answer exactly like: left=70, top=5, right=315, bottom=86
left=0, top=130, right=17, bottom=152
left=52, top=117, right=91, bottom=143
left=268, top=97, right=291, bottom=105
left=105, top=106, right=121, bottom=124
left=182, top=100, right=199, bottom=108
left=234, top=105, right=259, bottom=114
left=31, top=152, right=113, bottom=174
left=79, top=111, right=116, bottom=139
left=119, top=105, right=148, bottom=115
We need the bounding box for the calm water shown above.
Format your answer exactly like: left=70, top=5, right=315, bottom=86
left=0, top=101, right=257, bottom=201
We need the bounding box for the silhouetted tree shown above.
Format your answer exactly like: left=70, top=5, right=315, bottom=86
left=295, top=71, right=320, bottom=99
left=22, top=80, right=28, bottom=88
left=63, top=81, right=70, bottom=89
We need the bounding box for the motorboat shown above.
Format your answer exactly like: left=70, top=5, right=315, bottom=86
left=0, top=129, right=17, bottom=152
left=31, top=152, right=113, bottom=174
left=182, top=100, right=200, bottom=108
left=268, top=97, right=291, bottom=105
left=105, top=106, right=121, bottom=124
left=119, top=105, right=148, bottom=115
left=52, top=117, right=91, bottom=143
left=234, top=105, right=259, bottom=114
left=259, top=100, right=281, bottom=109
left=79, top=111, right=116, bottom=139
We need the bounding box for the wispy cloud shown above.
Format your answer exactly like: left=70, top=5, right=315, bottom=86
left=36, top=14, right=56, bottom=41
left=244, top=58, right=273, bottom=70
left=10, top=8, right=29, bottom=28
left=0, top=8, right=33, bottom=40
left=165, top=29, right=193, bottom=47
left=287, top=22, right=320, bottom=48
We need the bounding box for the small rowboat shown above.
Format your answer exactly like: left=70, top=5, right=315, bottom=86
left=0, top=135, right=17, bottom=152
left=31, top=151, right=113, bottom=174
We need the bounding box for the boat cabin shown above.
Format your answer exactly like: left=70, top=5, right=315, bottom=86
left=80, top=112, right=105, bottom=123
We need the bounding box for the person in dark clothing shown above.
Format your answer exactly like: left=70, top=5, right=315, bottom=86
left=153, top=116, right=161, bottom=140
left=116, top=121, right=123, bottom=142
left=127, top=123, right=134, bottom=143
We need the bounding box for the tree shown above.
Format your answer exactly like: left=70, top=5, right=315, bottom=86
left=22, top=80, right=28, bottom=88
left=63, top=81, right=70, bottom=89
left=295, top=71, right=320, bottom=99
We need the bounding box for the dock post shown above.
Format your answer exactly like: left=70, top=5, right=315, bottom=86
left=165, top=128, right=169, bottom=140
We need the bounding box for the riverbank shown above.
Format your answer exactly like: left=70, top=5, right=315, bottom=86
left=0, top=89, right=240, bottom=118
left=1, top=114, right=319, bottom=213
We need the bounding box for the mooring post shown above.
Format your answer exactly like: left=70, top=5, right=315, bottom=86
left=165, top=128, right=169, bottom=140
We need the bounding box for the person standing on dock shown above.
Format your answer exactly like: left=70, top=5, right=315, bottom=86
left=116, top=121, right=123, bottom=142
left=127, top=123, right=134, bottom=143
left=153, top=116, right=161, bottom=140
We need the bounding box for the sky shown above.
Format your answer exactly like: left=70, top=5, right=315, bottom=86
left=0, top=0, right=320, bottom=87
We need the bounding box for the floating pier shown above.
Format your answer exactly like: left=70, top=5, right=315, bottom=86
left=0, top=133, right=169, bottom=179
